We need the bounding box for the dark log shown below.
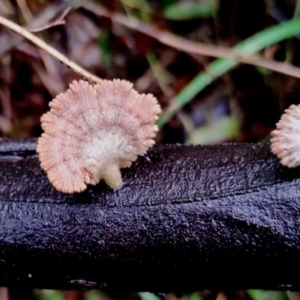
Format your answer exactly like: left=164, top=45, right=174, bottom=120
left=0, top=138, right=300, bottom=292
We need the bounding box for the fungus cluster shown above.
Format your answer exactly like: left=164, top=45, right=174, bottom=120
left=271, top=104, right=300, bottom=168
left=37, top=79, right=161, bottom=193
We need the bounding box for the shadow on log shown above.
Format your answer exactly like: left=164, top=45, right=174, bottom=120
left=0, top=138, right=300, bottom=292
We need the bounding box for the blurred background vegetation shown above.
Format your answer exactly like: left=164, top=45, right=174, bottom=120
left=1, top=0, right=300, bottom=299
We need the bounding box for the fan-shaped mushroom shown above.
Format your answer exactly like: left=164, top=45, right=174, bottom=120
left=37, top=79, right=161, bottom=193
left=271, top=104, right=300, bottom=168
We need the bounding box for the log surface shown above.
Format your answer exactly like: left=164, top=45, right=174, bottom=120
left=0, top=139, right=299, bottom=291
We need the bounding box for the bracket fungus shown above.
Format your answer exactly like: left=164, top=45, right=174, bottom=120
left=271, top=104, right=300, bottom=168
left=37, top=79, right=161, bottom=193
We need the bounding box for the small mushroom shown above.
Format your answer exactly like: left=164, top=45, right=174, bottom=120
left=270, top=104, right=300, bottom=167
left=37, top=79, right=161, bottom=193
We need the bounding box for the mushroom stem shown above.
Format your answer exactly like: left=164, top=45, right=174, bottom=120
left=103, top=163, right=123, bottom=189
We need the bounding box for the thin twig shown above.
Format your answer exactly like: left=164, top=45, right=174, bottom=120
left=28, top=6, right=72, bottom=32
left=0, top=2, right=70, bottom=56
left=0, top=15, right=103, bottom=84
left=1, top=4, right=300, bottom=83
left=83, top=1, right=300, bottom=79
left=16, top=0, right=65, bottom=95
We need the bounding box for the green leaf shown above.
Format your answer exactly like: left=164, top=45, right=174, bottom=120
left=157, top=18, right=300, bottom=128
left=98, top=31, right=112, bottom=68
left=294, top=0, right=300, bottom=18
left=248, top=290, right=287, bottom=300
left=164, top=2, right=215, bottom=20
left=36, top=290, right=65, bottom=300
left=139, top=292, right=162, bottom=300
left=187, top=116, right=239, bottom=144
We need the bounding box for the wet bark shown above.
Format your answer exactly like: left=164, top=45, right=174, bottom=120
left=0, top=139, right=299, bottom=291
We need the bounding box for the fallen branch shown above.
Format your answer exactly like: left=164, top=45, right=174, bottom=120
left=0, top=139, right=300, bottom=291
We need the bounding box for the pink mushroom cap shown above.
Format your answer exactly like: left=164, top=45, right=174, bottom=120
left=271, top=104, right=300, bottom=168
left=37, top=79, right=161, bottom=193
